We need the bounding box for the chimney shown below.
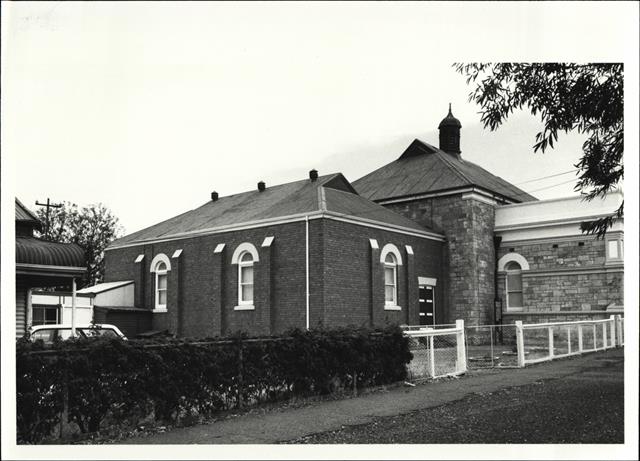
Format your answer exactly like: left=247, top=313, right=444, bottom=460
left=309, top=169, right=318, bottom=181
left=257, top=181, right=266, bottom=192
left=438, top=103, right=462, bottom=157
left=211, top=191, right=219, bottom=201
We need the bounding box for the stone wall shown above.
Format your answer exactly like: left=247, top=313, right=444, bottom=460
left=385, top=194, right=497, bottom=326
left=497, top=236, right=624, bottom=323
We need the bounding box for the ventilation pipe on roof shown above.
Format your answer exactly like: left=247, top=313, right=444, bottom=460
left=309, top=169, right=318, bottom=181
left=258, top=181, right=266, bottom=192
left=211, top=191, right=219, bottom=201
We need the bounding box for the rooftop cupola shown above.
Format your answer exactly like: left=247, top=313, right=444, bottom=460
left=438, top=103, right=462, bottom=157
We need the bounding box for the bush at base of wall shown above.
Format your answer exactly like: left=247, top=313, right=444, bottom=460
left=16, top=326, right=411, bottom=444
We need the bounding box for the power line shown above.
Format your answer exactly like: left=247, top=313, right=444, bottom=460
left=525, top=178, right=578, bottom=194
left=514, top=169, right=579, bottom=185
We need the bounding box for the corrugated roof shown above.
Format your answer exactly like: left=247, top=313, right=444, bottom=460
left=109, top=173, right=442, bottom=249
left=16, top=237, right=85, bottom=268
left=353, top=139, right=537, bottom=203
left=77, top=280, right=134, bottom=294
left=15, top=199, right=42, bottom=226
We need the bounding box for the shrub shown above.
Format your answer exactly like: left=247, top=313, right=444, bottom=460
left=16, top=325, right=411, bottom=443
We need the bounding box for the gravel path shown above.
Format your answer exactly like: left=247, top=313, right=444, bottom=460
left=116, top=348, right=624, bottom=444
left=285, top=356, right=623, bottom=443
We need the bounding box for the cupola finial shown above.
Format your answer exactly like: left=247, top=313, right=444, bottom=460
left=438, top=104, right=462, bottom=157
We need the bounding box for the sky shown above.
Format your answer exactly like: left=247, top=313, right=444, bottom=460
left=2, top=2, right=639, bottom=460
left=1, top=2, right=634, bottom=236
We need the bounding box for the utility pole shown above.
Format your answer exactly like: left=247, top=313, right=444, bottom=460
left=35, top=198, right=62, bottom=239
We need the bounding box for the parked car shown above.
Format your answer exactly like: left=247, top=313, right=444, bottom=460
left=28, top=324, right=127, bottom=344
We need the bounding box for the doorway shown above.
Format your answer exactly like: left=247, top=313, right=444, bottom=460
left=418, top=285, right=435, bottom=326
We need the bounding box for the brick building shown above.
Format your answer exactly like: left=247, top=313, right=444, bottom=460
left=104, top=173, right=446, bottom=337
left=354, top=107, right=623, bottom=327
left=100, top=107, right=624, bottom=337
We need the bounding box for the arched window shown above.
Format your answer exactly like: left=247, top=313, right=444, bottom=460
left=155, top=260, right=168, bottom=311
left=384, top=252, right=398, bottom=306
left=149, top=253, right=171, bottom=312
left=238, top=251, right=254, bottom=306
left=505, top=261, right=523, bottom=310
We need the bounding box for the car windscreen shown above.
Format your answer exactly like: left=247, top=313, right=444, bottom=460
left=80, top=328, right=119, bottom=338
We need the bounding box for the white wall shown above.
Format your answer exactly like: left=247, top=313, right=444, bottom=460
left=93, top=283, right=134, bottom=307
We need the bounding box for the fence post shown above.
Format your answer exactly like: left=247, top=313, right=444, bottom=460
left=428, top=336, right=436, bottom=378
left=615, top=315, right=623, bottom=347
left=456, top=319, right=467, bottom=373
left=567, top=326, right=572, bottom=354
left=548, top=327, right=554, bottom=359
left=578, top=324, right=583, bottom=352
left=592, top=324, right=597, bottom=350
left=602, top=322, right=607, bottom=350
left=515, top=321, right=525, bottom=368
left=609, top=315, right=616, bottom=348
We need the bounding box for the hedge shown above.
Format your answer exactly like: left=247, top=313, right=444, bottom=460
left=16, top=325, right=412, bottom=443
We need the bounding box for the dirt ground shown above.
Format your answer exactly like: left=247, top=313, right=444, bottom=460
left=116, top=348, right=624, bottom=445
left=285, top=355, right=624, bottom=443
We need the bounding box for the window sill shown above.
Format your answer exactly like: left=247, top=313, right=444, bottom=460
left=384, top=305, right=402, bottom=311
left=152, top=308, right=168, bottom=313
left=506, top=307, right=523, bottom=312
left=234, top=305, right=255, bottom=311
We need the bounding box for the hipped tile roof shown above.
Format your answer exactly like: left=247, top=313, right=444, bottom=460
left=353, top=139, right=537, bottom=203
left=109, top=173, right=441, bottom=249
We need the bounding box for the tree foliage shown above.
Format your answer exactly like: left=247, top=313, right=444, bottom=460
left=35, top=202, right=124, bottom=287
left=454, top=63, right=623, bottom=237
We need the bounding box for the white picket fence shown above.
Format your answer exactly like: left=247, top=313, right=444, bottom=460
left=403, top=320, right=467, bottom=380
left=402, top=315, right=623, bottom=378
left=515, top=315, right=624, bottom=367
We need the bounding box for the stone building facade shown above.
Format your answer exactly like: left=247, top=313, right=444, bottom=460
left=494, top=193, right=624, bottom=325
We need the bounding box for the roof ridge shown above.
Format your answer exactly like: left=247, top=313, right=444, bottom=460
left=434, top=150, right=475, bottom=185
left=317, top=186, right=327, bottom=212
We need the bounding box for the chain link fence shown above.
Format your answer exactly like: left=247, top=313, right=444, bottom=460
left=465, top=324, right=519, bottom=368
left=403, top=322, right=466, bottom=380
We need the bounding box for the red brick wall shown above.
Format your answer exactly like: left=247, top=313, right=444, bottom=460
left=321, top=220, right=445, bottom=329
left=104, top=218, right=444, bottom=337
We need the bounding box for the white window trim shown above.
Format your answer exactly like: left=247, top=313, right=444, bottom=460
left=379, top=243, right=403, bottom=265
left=605, top=235, right=624, bottom=264
left=505, top=264, right=523, bottom=312
left=497, top=253, right=530, bottom=272
left=236, top=250, right=255, bottom=309
left=383, top=253, right=400, bottom=309
left=150, top=254, right=171, bottom=312
left=231, top=242, right=259, bottom=264
left=154, top=265, right=168, bottom=313
left=149, top=253, right=172, bottom=272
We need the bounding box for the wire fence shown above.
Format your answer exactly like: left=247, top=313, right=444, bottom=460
left=403, top=321, right=466, bottom=380
left=465, top=324, right=520, bottom=368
